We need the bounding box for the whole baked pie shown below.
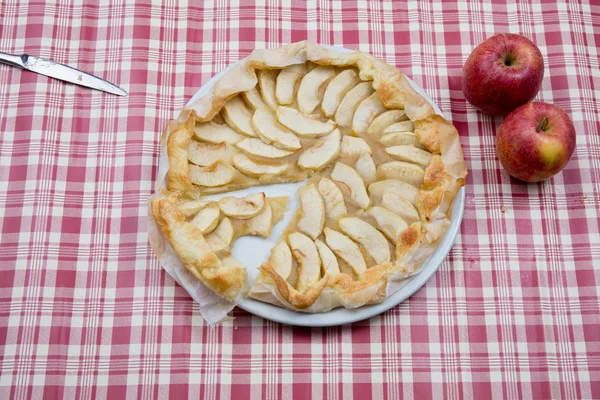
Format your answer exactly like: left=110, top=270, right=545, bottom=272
left=150, top=41, right=467, bottom=312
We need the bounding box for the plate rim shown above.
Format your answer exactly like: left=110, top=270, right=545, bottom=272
left=185, top=44, right=465, bottom=327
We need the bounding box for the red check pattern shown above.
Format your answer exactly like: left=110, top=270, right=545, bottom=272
left=1, top=1, right=599, bottom=399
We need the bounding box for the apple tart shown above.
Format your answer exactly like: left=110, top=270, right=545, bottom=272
left=150, top=41, right=467, bottom=313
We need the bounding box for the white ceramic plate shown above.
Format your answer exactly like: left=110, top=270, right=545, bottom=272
left=186, top=45, right=465, bottom=327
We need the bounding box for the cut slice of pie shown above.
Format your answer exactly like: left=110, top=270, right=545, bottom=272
left=150, top=41, right=467, bottom=313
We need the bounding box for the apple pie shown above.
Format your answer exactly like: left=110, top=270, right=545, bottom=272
left=150, top=41, right=467, bottom=312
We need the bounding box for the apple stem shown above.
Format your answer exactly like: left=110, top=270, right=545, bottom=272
left=536, top=117, right=549, bottom=133
left=502, top=54, right=515, bottom=67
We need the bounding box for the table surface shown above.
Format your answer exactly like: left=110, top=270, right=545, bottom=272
left=1, top=1, right=599, bottom=399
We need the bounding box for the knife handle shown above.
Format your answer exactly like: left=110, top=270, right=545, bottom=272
left=0, top=52, right=25, bottom=69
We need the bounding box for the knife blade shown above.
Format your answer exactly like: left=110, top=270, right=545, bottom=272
left=0, top=51, right=127, bottom=96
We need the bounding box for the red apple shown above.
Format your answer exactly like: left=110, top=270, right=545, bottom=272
left=496, top=102, right=575, bottom=182
left=462, top=33, right=544, bottom=116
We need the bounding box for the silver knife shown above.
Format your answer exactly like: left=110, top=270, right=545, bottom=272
left=0, top=51, right=127, bottom=96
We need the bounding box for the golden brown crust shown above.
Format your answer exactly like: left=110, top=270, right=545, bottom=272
left=372, top=66, right=435, bottom=121
left=328, top=263, right=403, bottom=294
left=414, top=116, right=442, bottom=154
left=261, top=263, right=329, bottom=309
left=418, top=127, right=467, bottom=221
left=418, top=156, right=451, bottom=220
left=422, top=155, right=447, bottom=189
left=166, top=122, right=194, bottom=191
left=152, top=196, right=246, bottom=302
left=395, top=222, right=422, bottom=263
left=422, top=116, right=468, bottom=181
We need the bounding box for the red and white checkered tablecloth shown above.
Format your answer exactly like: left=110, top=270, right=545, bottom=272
left=1, top=1, right=599, bottom=399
